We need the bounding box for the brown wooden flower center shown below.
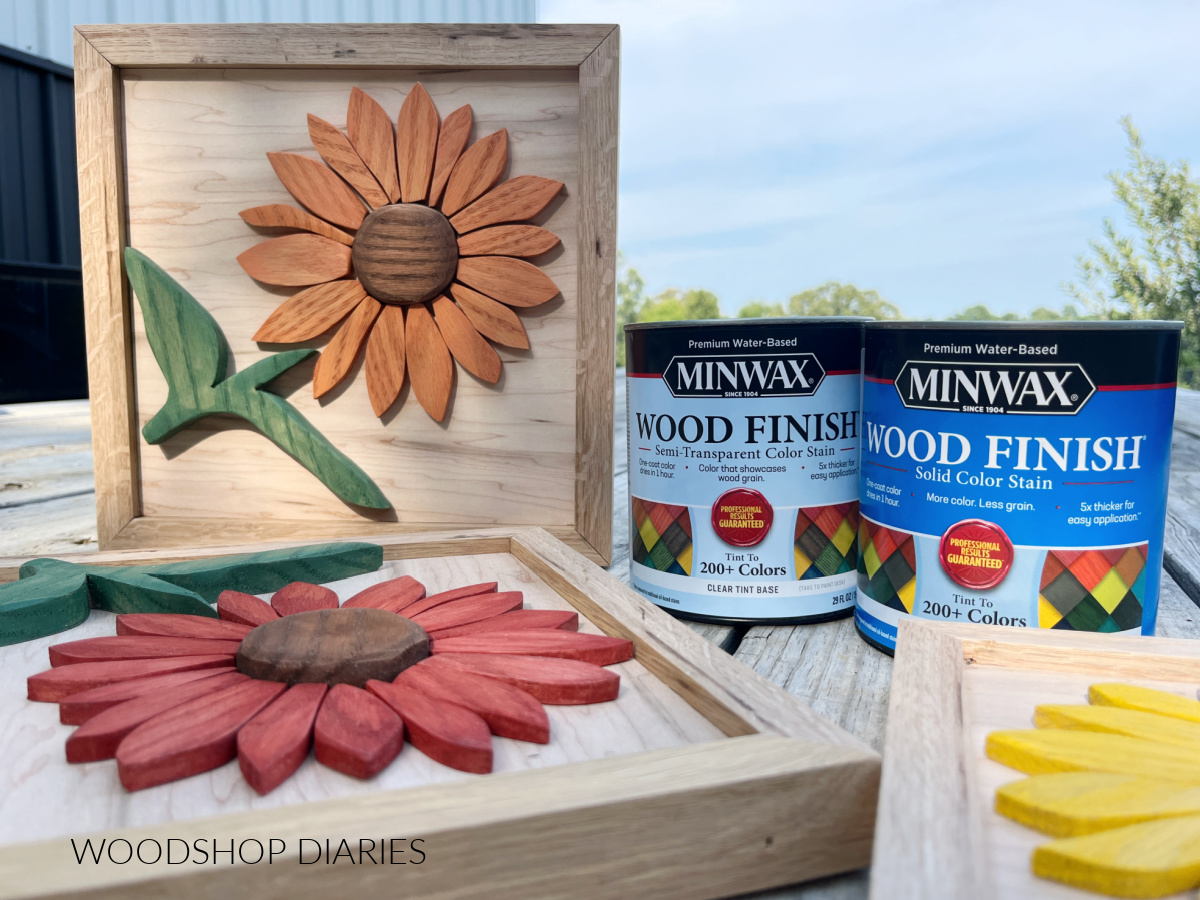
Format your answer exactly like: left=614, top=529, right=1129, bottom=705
left=352, top=204, right=458, bottom=304
left=235, top=608, right=429, bottom=687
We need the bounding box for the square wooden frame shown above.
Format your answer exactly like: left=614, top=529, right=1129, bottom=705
left=0, top=527, right=879, bottom=899
left=74, top=24, right=618, bottom=564
left=872, top=619, right=1200, bottom=900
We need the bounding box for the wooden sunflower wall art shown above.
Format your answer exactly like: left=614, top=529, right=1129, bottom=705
left=238, top=85, right=565, bottom=422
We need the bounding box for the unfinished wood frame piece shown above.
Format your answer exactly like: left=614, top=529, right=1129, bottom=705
left=0, top=527, right=878, bottom=900
left=74, top=24, right=617, bottom=564
left=872, top=619, right=1200, bottom=900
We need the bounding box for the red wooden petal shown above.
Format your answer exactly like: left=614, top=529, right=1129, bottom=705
left=367, top=679, right=492, bottom=774
left=427, top=609, right=578, bottom=640
left=410, top=593, right=524, bottom=632
left=48, top=636, right=241, bottom=667
left=313, top=683, right=404, bottom=779
left=58, top=667, right=237, bottom=725
left=29, top=657, right=234, bottom=703
left=398, top=662, right=548, bottom=743
left=425, top=654, right=619, bottom=705
left=66, top=671, right=247, bottom=763
left=431, top=631, right=633, bottom=666
left=238, top=683, right=327, bottom=795
left=271, top=582, right=339, bottom=616
left=116, top=614, right=252, bottom=641
left=218, top=590, right=279, bottom=626
left=117, top=679, right=287, bottom=791
left=399, top=582, right=499, bottom=618
left=341, top=575, right=426, bottom=612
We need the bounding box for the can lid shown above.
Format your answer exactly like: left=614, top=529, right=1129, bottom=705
left=865, top=319, right=1184, bottom=332
left=625, top=316, right=871, bottom=332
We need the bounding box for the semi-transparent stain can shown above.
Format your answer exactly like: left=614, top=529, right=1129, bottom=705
left=855, top=321, right=1182, bottom=653
left=625, top=318, right=866, bottom=624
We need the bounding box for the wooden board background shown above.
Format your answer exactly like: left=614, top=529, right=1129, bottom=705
left=122, top=68, right=580, bottom=531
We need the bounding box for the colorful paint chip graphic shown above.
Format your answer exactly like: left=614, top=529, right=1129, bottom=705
left=795, top=502, right=859, bottom=581
left=632, top=497, right=693, bottom=576
left=857, top=518, right=916, bottom=613
left=1038, top=545, right=1147, bottom=632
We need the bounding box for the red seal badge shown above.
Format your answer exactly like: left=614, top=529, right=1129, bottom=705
left=711, top=488, right=774, bottom=547
left=938, top=519, right=1014, bottom=590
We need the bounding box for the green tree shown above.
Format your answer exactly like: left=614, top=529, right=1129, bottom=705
left=638, top=288, right=722, bottom=323
left=787, top=281, right=902, bottom=319
left=947, top=304, right=1020, bottom=321
left=614, top=253, right=646, bottom=368
left=735, top=300, right=786, bottom=318
left=1066, top=118, right=1200, bottom=385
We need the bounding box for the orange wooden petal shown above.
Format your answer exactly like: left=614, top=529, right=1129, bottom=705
left=239, top=204, right=354, bottom=245
left=429, top=104, right=472, bottom=207
left=271, top=581, right=339, bottom=616
left=457, top=225, right=560, bottom=258
left=397, top=662, right=548, bottom=743
left=238, top=233, right=352, bottom=287
left=58, top=667, right=237, bottom=725
left=238, top=683, right=327, bottom=794
left=449, top=175, right=564, bottom=234
left=342, top=575, right=426, bottom=612
left=253, top=279, right=368, bottom=344
left=67, top=671, right=247, bottom=763
left=431, top=631, right=634, bottom=666
left=364, top=304, right=406, bottom=417
left=405, top=303, right=454, bottom=422
left=347, top=87, right=400, bottom=203
left=366, top=679, right=492, bottom=774
left=48, top=636, right=241, bottom=667
left=428, top=609, right=578, bottom=640
left=313, top=296, right=382, bottom=398
left=440, top=129, right=508, bottom=217
left=116, top=614, right=252, bottom=641
left=410, top=593, right=524, bottom=632
left=218, top=590, right=279, bottom=627
left=426, top=653, right=619, bottom=705
left=267, top=151, right=366, bottom=230
left=116, top=679, right=286, bottom=791
left=28, top=656, right=234, bottom=703
left=313, top=683, right=404, bottom=778
left=399, top=582, right=499, bottom=619
left=431, top=294, right=501, bottom=383
left=448, top=283, right=530, bottom=349
left=307, top=113, right=389, bottom=208
left=396, top=83, right=439, bottom=203
left=455, top=256, right=560, bottom=308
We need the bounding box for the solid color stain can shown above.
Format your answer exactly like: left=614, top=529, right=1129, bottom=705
left=855, top=320, right=1183, bottom=654
left=625, top=318, right=866, bottom=624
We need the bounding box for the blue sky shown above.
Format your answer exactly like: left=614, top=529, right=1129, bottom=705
left=541, top=0, right=1200, bottom=318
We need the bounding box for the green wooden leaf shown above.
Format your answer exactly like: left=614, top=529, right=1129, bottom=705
left=88, top=570, right=217, bottom=618
left=0, top=560, right=91, bottom=645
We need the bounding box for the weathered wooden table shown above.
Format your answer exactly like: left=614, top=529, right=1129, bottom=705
left=5, top=383, right=1200, bottom=899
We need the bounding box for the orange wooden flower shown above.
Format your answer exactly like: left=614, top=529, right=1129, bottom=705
left=29, top=576, right=631, bottom=794
left=238, top=85, right=564, bottom=421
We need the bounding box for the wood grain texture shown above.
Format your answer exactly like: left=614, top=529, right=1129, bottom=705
left=306, top=114, right=389, bottom=208
left=405, top=302, right=455, bottom=422
left=432, top=629, right=633, bottom=665
left=238, top=682, right=326, bottom=795
left=367, top=677, right=493, bottom=773
left=347, top=87, right=400, bottom=204
left=252, top=279, right=367, bottom=343
left=28, top=654, right=233, bottom=702
left=311, top=295, right=381, bottom=398
left=429, top=104, right=472, bottom=208
left=428, top=608, right=577, bottom=639
left=341, top=573, right=425, bottom=612
left=266, top=151, right=366, bottom=230
left=239, top=203, right=354, bottom=245
left=236, top=233, right=352, bottom=286
left=115, top=613, right=251, bottom=640
left=458, top=224, right=561, bottom=258
left=441, top=129, right=508, bottom=217
left=48, top=635, right=240, bottom=666
left=410, top=591, right=524, bottom=631
left=363, top=304, right=406, bottom=417
left=428, top=652, right=618, bottom=705
left=313, top=682, right=404, bottom=778
left=398, top=661, right=550, bottom=743
left=396, top=83, right=439, bottom=203
left=57, top=666, right=235, bottom=725
left=352, top=204, right=457, bottom=304
left=449, top=282, right=530, bottom=349
left=456, top=256, right=561, bottom=307
left=270, top=581, right=338, bottom=616
left=450, top=175, right=565, bottom=234
left=409, top=582, right=498, bottom=613
left=217, top=589, right=278, bottom=626
left=432, top=293, right=502, bottom=383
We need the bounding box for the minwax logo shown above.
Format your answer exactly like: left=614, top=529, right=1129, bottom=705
left=665, top=353, right=825, bottom=398
left=895, top=361, right=1095, bottom=414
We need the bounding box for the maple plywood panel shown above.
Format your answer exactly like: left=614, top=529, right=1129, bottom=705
left=121, top=68, right=579, bottom=529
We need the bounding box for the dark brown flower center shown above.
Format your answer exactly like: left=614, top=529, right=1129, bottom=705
left=352, top=204, right=458, bottom=304
left=235, top=608, right=430, bottom=687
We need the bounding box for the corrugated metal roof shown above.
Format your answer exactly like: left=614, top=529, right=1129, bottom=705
left=0, top=0, right=538, bottom=68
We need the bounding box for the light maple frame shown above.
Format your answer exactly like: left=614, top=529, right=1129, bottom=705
left=74, top=24, right=618, bottom=563
left=0, top=527, right=879, bottom=899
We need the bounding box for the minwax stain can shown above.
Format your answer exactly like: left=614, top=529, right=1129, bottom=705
left=625, top=318, right=866, bottom=624
left=855, top=321, right=1182, bottom=653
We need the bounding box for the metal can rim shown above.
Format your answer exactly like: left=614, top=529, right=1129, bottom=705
left=625, top=316, right=872, bottom=332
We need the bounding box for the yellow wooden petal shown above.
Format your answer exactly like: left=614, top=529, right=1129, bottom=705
left=987, top=730, right=1200, bottom=784
left=997, top=773, right=1200, bottom=837
left=1032, top=814, right=1200, bottom=898
left=1091, top=683, right=1200, bottom=724
left=1036, top=704, right=1200, bottom=750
